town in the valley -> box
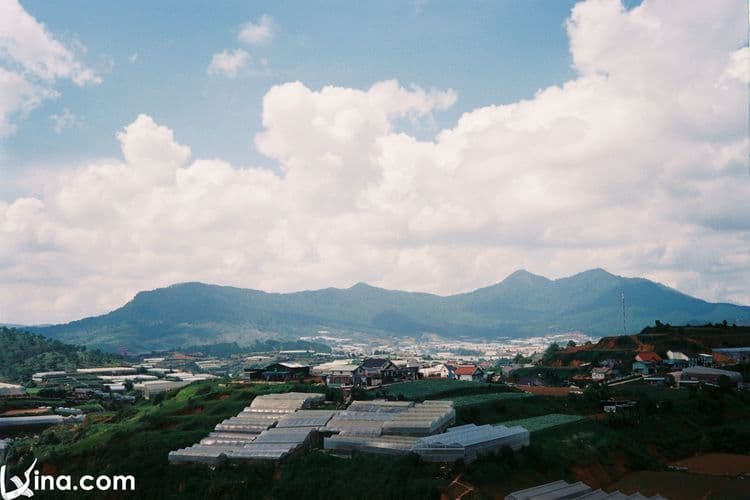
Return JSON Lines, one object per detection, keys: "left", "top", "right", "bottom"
{"left": 2, "top": 323, "right": 749, "bottom": 499}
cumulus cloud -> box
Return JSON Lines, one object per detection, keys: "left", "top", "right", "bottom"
{"left": 0, "top": 0, "right": 748, "bottom": 324}
{"left": 207, "top": 48, "right": 250, "bottom": 77}
{"left": 0, "top": 0, "right": 100, "bottom": 137}
{"left": 238, "top": 15, "right": 273, "bottom": 45}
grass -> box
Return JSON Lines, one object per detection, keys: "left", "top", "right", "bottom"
{"left": 444, "top": 392, "right": 533, "bottom": 407}
{"left": 496, "top": 413, "right": 584, "bottom": 432}
{"left": 379, "top": 380, "right": 514, "bottom": 400}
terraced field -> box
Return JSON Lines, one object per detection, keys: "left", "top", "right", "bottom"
{"left": 496, "top": 413, "right": 583, "bottom": 432}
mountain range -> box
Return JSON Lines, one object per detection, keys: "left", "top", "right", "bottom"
{"left": 28, "top": 268, "right": 750, "bottom": 353}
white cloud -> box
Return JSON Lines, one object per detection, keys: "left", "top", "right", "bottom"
{"left": 49, "top": 108, "right": 80, "bottom": 133}
{"left": 238, "top": 15, "right": 273, "bottom": 45}
{"left": 207, "top": 48, "right": 250, "bottom": 78}
{"left": 0, "top": 0, "right": 748, "bottom": 324}
{"left": 0, "top": 0, "right": 99, "bottom": 137}
{"left": 128, "top": 53, "right": 138, "bottom": 64}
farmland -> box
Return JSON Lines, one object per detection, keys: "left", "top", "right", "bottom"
{"left": 495, "top": 413, "right": 584, "bottom": 432}
{"left": 378, "top": 379, "right": 514, "bottom": 400}
{"left": 444, "top": 392, "right": 533, "bottom": 407}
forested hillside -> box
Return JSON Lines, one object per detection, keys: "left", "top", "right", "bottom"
{"left": 0, "top": 327, "right": 121, "bottom": 383}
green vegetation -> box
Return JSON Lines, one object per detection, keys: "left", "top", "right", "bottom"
{"left": 445, "top": 392, "right": 532, "bottom": 408}
{"left": 376, "top": 379, "right": 514, "bottom": 401}
{"left": 497, "top": 414, "right": 584, "bottom": 432}
{"left": 3, "top": 379, "right": 750, "bottom": 499}
{"left": 4, "top": 381, "right": 452, "bottom": 500}
{"left": 509, "top": 366, "right": 586, "bottom": 385}
{"left": 0, "top": 327, "right": 121, "bottom": 383}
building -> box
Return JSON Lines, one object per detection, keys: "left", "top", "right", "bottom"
{"left": 419, "top": 363, "right": 451, "bottom": 379}
{"left": 635, "top": 352, "right": 662, "bottom": 363}
{"left": 355, "top": 359, "right": 399, "bottom": 386}
{"left": 262, "top": 362, "right": 310, "bottom": 382}
{"left": 665, "top": 350, "right": 691, "bottom": 369}
{"left": 454, "top": 365, "right": 485, "bottom": 382}
{"left": 325, "top": 364, "right": 360, "bottom": 387}
{"left": 591, "top": 367, "right": 613, "bottom": 382}
{"left": 414, "top": 423, "right": 529, "bottom": 463}
{"left": 712, "top": 347, "right": 750, "bottom": 364}
{"left": 632, "top": 361, "right": 655, "bottom": 376}
{"left": 392, "top": 359, "right": 420, "bottom": 381}
{"left": 0, "top": 382, "right": 25, "bottom": 397}
{"left": 505, "top": 480, "right": 666, "bottom": 500}
{"left": 680, "top": 366, "right": 743, "bottom": 387}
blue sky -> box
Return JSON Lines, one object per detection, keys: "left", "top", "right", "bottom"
{"left": 5, "top": 1, "right": 579, "bottom": 176}
{"left": 0, "top": 0, "right": 747, "bottom": 324}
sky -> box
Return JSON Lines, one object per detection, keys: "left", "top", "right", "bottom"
{"left": 0, "top": 0, "right": 748, "bottom": 324}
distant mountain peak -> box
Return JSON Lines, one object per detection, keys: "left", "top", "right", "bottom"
{"left": 503, "top": 269, "right": 551, "bottom": 283}
{"left": 576, "top": 267, "right": 615, "bottom": 277}
{"left": 349, "top": 281, "right": 375, "bottom": 290}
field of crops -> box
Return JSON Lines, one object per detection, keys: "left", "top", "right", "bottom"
{"left": 381, "top": 379, "right": 512, "bottom": 400}
{"left": 445, "top": 392, "right": 533, "bottom": 407}
{"left": 496, "top": 413, "right": 583, "bottom": 432}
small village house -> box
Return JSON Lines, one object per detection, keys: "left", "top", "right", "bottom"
{"left": 261, "top": 362, "right": 310, "bottom": 382}
{"left": 454, "top": 365, "right": 486, "bottom": 382}
{"left": 355, "top": 359, "right": 399, "bottom": 386}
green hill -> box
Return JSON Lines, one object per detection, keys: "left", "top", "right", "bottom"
{"left": 0, "top": 327, "right": 121, "bottom": 383}
{"left": 30, "top": 269, "right": 750, "bottom": 352}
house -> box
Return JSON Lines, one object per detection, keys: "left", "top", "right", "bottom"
{"left": 632, "top": 361, "right": 655, "bottom": 376}
{"left": 454, "top": 365, "right": 485, "bottom": 382}
{"left": 391, "top": 359, "right": 420, "bottom": 381}
{"left": 419, "top": 363, "right": 451, "bottom": 379}
{"left": 633, "top": 352, "right": 662, "bottom": 376}
{"left": 355, "top": 359, "right": 399, "bottom": 386}
{"left": 241, "top": 368, "right": 264, "bottom": 381}
{"left": 665, "top": 351, "right": 690, "bottom": 369}
{"left": 262, "top": 362, "right": 310, "bottom": 382}
{"left": 635, "top": 352, "right": 662, "bottom": 363}
{"left": 591, "top": 367, "right": 613, "bottom": 382}
{"left": 325, "top": 364, "right": 360, "bottom": 388}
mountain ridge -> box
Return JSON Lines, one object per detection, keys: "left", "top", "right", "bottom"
{"left": 28, "top": 269, "right": 750, "bottom": 353}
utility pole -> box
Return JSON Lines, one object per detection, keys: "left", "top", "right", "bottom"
{"left": 621, "top": 292, "right": 627, "bottom": 335}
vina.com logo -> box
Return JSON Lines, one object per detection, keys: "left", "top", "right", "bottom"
{"left": 1, "top": 460, "right": 135, "bottom": 498}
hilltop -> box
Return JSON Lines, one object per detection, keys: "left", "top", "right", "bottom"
{"left": 29, "top": 269, "right": 750, "bottom": 352}
{"left": 550, "top": 323, "right": 750, "bottom": 367}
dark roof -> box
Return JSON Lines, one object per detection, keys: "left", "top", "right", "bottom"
{"left": 360, "top": 358, "right": 391, "bottom": 369}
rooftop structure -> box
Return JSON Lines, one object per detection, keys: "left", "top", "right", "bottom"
{"left": 635, "top": 352, "right": 662, "bottom": 363}
{"left": 76, "top": 367, "right": 136, "bottom": 375}
{"left": 680, "top": 366, "right": 743, "bottom": 386}
{"left": 0, "top": 414, "right": 85, "bottom": 430}
{"left": 0, "top": 382, "right": 25, "bottom": 397}
{"left": 169, "top": 392, "right": 326, "bottom": 464}
{"left": 414, "top": 423, "right": 529, "bottom": 463}
{"left": 712, "top": 347, "right": 750, "bottom": 364}
{"left": 505, "top": 479, "right": 667, "bottom": 500}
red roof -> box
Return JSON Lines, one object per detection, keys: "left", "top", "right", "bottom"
{"left": 454, "top": 365, "right": 481, "bottom": 376}
{"left": 636, "top": 352, "right": 662, "bottom": 363}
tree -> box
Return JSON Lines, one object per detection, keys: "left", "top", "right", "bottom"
{"left": 567, "top": 340, "right": 577, "bottom": 348}
{"left": 542, "top": 343, "right": 561, "bottom": 364}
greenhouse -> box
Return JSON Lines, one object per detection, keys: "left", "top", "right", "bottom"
{"left": 168, "top": 392, "right": 327, "bottom": 464}
{"left": 413, "top": 423, "right": 530, "bottom": 463}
